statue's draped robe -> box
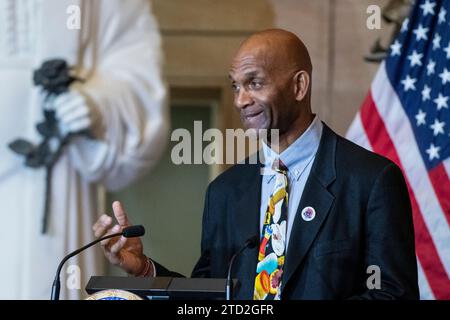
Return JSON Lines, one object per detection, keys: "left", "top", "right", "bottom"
{"left": 0, "top": 0, "right": 167, "bottom": 299}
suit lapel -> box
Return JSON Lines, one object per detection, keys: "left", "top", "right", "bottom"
{"left": 230, "top": 163, "right": 262, "bottom": 299}
{"left": 232, "top": 163, "right": 262, "bottom": 244}
{"left": 283, "top": 124, "right": 337, "bottom": 288}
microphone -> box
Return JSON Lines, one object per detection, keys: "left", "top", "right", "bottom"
{"left": 226, "top": 235, "right": 259, "bottom": 300}
{"left": 122, "top": 225, "right": 145, "bottom": 238}
{"left": 50, "top": 225, "right": 145, "bottom": 300}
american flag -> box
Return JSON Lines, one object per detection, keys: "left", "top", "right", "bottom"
{"left": 347, "top": 0, "right": 450, "bottom": 299}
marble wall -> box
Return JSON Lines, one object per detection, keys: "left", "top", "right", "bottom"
{"left": 152, "top": 0, "right": 395, "bottom": 135}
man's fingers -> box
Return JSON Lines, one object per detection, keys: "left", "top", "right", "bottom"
{"left": 100, "top": 237, "right": 112, "bottom": 247}
{"left": 100, "top": 224, "right": 121, "bottom": 247}
{"left": 92, "top": 217, "right": 103, "bottom": 233}
{"left": 110, "top": 236, "right": 127, "bottom": 254}
{"left": 93, "top": 215, "right": 113, "bottom": 238}
{"left": 93, "top": 214, "right": 112, "bottom": 230}
{"left": 112, "top": 201, "right": 130, "bottom": 227}
{"left": 94, "top": 203, "right": 131, "bottom": 261}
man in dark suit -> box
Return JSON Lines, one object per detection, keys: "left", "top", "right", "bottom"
{"left": 93, "top": 29, "right": 419, "bottom": 299}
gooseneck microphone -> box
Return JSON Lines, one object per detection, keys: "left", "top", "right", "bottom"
{"left": 50, "top": 225, "right": 145, "bottom": 300}
{"left": 226, "top": 235, "right": 259, "bottom": 300}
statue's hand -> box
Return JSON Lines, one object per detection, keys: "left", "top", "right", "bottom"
{"left": 53, "top": 87, "right": 102, "bottom": 138}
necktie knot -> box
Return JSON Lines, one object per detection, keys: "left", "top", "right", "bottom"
{"left": 272, "top": 158, "right": 288, "bottom": 174}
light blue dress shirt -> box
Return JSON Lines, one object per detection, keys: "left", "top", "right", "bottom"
{"left": 259, "top": 116, "right": 323, "bottom": 250}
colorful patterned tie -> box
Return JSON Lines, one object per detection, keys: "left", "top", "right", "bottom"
{"left": 254, "top": 159, "right": 288, "bottom": 300}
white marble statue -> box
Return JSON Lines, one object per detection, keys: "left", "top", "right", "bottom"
{"left": 0, "top": 0, "right": 168, "bottom": 299}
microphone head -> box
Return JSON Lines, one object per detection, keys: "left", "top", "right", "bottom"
{"left": 245, "top": 235, "right": 259, "bottom": 249}
{"left": 122, "top": 225, "right": 145, "bottom": 238}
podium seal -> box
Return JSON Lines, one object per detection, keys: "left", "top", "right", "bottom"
{"left": 86, "top": 289, "right": 143, "bottom": 300}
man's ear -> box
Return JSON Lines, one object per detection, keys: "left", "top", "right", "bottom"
{"left": 294, "top": 71, "right": 310, "bottom": 102}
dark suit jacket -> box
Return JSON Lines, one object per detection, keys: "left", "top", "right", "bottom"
{"left": 154, "top": 123, "right": 419, "bottom": 300}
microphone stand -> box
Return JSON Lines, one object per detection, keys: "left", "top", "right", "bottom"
{"left": 51, "top": 232, "right": 122, "bottom": 301}
{"left": 51, "top": 225, "right": 144, "bottom": 300}
{"left": 226, "top": 235, "right": 259, "bottom": 301}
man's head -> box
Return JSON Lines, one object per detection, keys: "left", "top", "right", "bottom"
{"left": 229, "top": 29, "right": 313, "bottom": 137}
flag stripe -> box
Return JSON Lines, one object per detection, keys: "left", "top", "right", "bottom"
{"left": 360, "top": 89, "right": 450, "bottom": 300}
{"left": 347, "top": 116, "right": 435, "bottom": 300}
{"left": 372, "top": 65, "right": 450, "bottom": 277}
{"left": 346, "top": 111, "right": 373, "bottom": 152}
{"left": 444, "top": 158, "right": 450, "bottom": 178}
{"left": 347, "top": 0, "right": 450, "bottom": 299}
{"left": 428, "top": 164, "right": 450, "bottom": 227}
{"left": 417, "top": 258, "right": 435, "bottom": 300}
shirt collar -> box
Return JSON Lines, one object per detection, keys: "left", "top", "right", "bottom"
{"left": 262, "top": 115, "right": 323, "bottom": 183}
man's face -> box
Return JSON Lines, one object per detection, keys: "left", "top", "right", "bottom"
{"left": 229, "top": 51, "right": 298, "bottom": 133}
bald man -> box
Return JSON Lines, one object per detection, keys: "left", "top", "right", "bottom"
{"left": 93, "top": 29, "right": 419, "bottom": 300}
